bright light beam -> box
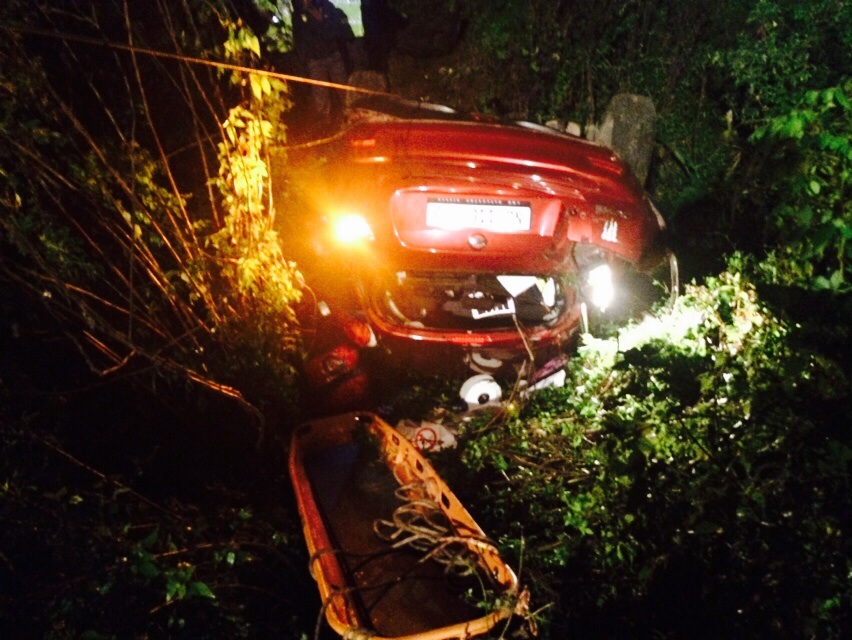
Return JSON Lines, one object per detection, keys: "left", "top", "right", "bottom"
{"left": 588, "top": 264, "right": 614, "bottom": 311}
{"left": 333, "top": 214, "right": 373, "bottom": 244}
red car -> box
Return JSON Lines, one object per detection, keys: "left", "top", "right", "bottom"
{"left": 285, "top": 101, "right": 671, "bottom": 402}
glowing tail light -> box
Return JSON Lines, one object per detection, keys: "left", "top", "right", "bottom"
{"left": 333, "top": 214, "right": 374, "bottom": 244}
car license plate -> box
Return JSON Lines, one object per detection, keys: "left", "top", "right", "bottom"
{"left": 426, "top": 199, "right": 532, "bottom": 233}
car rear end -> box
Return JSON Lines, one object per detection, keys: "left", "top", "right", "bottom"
{"left": 302, "top": 117, "right": 667, "bottom": 380}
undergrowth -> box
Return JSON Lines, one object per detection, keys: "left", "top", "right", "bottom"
{"left": 449, "top": 268, "right": 851, "bottom": 639}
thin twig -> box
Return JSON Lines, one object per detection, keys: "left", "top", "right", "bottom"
{"left": 35, "top": 434, "right": 176, "bottom": 519}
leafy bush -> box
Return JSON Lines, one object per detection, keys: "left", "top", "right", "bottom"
{"left": 0, "top": 384, "right": 313, "bottom": 640}
{"left": 713, "top": 0, "right": 852, "bottom": 125}
{"left": 0, "top": 1, "right": 303, "bottom": 426}
{"left": 748, "top": 84, "right": 852, "bottom": 292}
{"left": 452, "top": 269, "right": 851, "bottom": 638}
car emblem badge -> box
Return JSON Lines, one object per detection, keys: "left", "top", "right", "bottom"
{"left": 468, "top": 233, "right": 487, "bottom": 249}
{"left": 601, "top": 219, "right": 619, "bottom": 243}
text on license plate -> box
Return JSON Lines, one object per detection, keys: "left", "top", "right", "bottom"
{"left": 425, "top": 200, "right": 532, "bottom": 233}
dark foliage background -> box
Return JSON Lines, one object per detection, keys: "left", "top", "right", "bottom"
{"left": 1, "top": 0, "right": 850, "bottom": 638}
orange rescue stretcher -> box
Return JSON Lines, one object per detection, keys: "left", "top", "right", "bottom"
{"left": 289, "top": 411, "right": 522, "bottom": 639}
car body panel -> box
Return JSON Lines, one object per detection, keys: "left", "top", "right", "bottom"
{"left": 329, "top": 120, "right": 661, "bottom": 269}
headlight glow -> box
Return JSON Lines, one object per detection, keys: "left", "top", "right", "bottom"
{"left": 587, "top": 263, "right": 614, "bottom": 311}
{"left": 333, "top": 214, "right": 373, "bottom": 244}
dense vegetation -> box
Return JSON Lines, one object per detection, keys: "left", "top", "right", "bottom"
{"left": 441, "top": 269, "right": 850, "bottom": 638}
{"left": 1, "top": 0, "right": 850, "bottom": 638}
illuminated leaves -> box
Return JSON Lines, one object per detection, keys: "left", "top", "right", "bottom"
{"left": 751, "top": 83, "right": 852, "bottom": 292}
{"left": 222, "top": 21, "right": 261, "bottom": 61}
{"left": 453, "top": 268, "right": 850, "bottom": 636}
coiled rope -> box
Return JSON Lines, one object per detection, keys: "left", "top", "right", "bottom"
{"left": 372, "top": 484, "right": 500, "bottom": 581}
{"left": 308, "top": 481, "right": 506, "bottom": 639}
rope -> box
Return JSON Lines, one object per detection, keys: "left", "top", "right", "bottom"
{"left": 3, "top": 24, "right": 397, "bottom": 98}
{"left": 306, "top": 482, "right": 528, "bottom": 638}
{"left": 372, "top": 483, "right": 500, "bottom": 581}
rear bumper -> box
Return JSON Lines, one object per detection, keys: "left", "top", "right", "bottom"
{"left": 366, "top": 304, "right": 581, "bottom": 379}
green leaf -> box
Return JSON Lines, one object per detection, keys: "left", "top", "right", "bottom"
{"left": 188, "top": 581, "right": 216, "bottom": 599}
{"left": 823, "top": 87, "right": 836, "bottom": 106}
{"left": 493, "top": 454, "right": 508, "bottom": 471}
{"left": 829, "top": 269, "right": 844, "bottom": 289}
{"left": 813, "top": 276, "right": 832, "bottom": 290}
{"left": 137, "top": 560, "right": 159, "bottom": 579}
{"left": 140, "top": 528, "right": 159, "bottom": 548}
{"left": 166, "top": 577, "right": 186, "bottom": 602}
{"left": 795, "top": 206, "right": 813, "bottom": 225}
{"left": 250, "top": 75, "right": 262, "bottom": 100}
{"left": 784, "top": 116, "right": 805, "bottom": 139}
